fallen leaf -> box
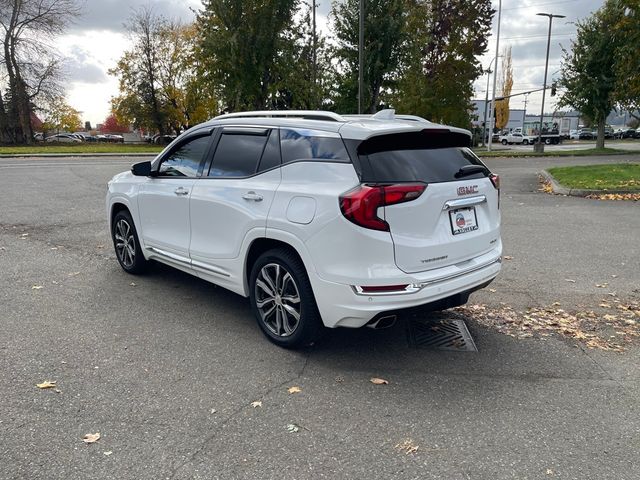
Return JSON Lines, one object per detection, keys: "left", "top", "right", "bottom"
{"left": 96, "top": 244, "right": 105, "bottom": 249}
{"left": 251, "top": 401, "right": 262, "bottom": 408}
{"left": 103, "top": 451, "right": 112, "bottom": 456}
{"left": 595, "top": 283, "right": 608, "bottom": 288}
{"left": 20, "top": 233, "right": 29, "bottom": 237}
{"left": 68, "top": 272, "right": 80, "bottom": 277}
{"left": 503, "top": 255, "right": 513, "bottom": 260}
{"left": 565, "top": 279, "right": 576, "bottom": 283}
{"left": 370, "top": 377, "right": 389, "bottom": 385}
{"left": 287, "top": 386, "right": 301, "bottom": 394}
{"left": 488, "top": 288, "right": 496, "bottom": 293}
{"left": 395, "top": 439, "right": 419, "bottom": 455}
{"left": 607, "top": 292, "right": 617, "bottom": 297}
{"left": 285, "top": 424, "right": 299, "bottom": 433}
{"left": 552, "top": 302, "right": 561, "bottom": 306}
{"left": 36, "top": 381, "right": 56, "bottom": 389}
{"left": 611, "top": 275, "right": 618, "bottom": 278}
{"left": 129, "top": 282, "right": 136, "bottom": 287}
{"left": 31, "top": 285, "right": 43, "bottom": 290}
{"left": 83, "top": 432, "right": 101, "bottom": 444}
{"left": 210, "top": 408, "right": 216, "bottom": 414}
{"left": 603, "top": 314, "right": 617, "bottom": 321}
{"left": 546, "top": 469, "right": 554, "bottom": 475}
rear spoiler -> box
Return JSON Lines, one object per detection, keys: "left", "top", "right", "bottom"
{"left": 358, "top": 129, "right": 472, "bottom": 155}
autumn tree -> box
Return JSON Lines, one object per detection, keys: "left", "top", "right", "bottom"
{"left": 330, "top": 0, "right": 406, "bottom": 113}
{"left": 196, "top": 0, "right": 299, "bottom": 111}
{"left": 0, "top": 0, "right": 78, "bottom": 144}
{"left": 495, "top": 46, "right": 513, "bottom": 130}
{"left": 101, "top": 114, "right": 129, "bottom": 133}
{"left": 273, "top": 1, "right": 332, "bottom": 109}
{"left": 394, "top": 0, "right": 494, "bottom": 127}
{"left": 612, "top": 0, "right": 640, "bottom": 118}
{"left": 110, "top": 7, "right": 168, "bottom": 135}
{"left": 558, "top": 2, "right": 622, "bottom": 148}
{"left": 40, "top": 97, "right": 82, "bottom": 136}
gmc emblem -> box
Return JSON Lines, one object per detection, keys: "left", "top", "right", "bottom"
{"left": 457, "top": 185, "right": 478, "bottom": 196}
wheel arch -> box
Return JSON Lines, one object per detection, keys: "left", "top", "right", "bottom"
{"left": 244, "top": 238, "right": 308, "bottom": 295}
{"left": 110, "top": 202, "right": 131, "bottom": 231}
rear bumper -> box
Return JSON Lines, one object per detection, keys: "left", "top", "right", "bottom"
{"left": 310, "top": 249, "right": 502, "bottom": 328}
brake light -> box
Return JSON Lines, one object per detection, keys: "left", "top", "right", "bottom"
{"left": 339, "top": 184, "right": 426, "bottom": 231}
{"left": 489, "top": 174, "right": 500, "bottom": 209}
{"left": 489, "top": 173, "right": 500, "bottom": 190}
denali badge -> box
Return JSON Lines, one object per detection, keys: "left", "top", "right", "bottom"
{"left": 457, "top": 185, "right": 478, "bottom": 196}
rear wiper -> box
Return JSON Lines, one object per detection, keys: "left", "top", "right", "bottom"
{"left": 455, "top": 165, "right": 489, "bottom": 178}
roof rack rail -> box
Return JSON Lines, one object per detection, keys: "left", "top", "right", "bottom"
{"left": 213, "top": 110, "right": 346, "bottom": 122}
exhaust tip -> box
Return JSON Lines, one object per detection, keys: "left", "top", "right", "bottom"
{"left": 366, "top": 315, "right": 397, "bottom": 330}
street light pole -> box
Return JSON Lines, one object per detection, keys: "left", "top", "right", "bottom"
{"left": 487, "top": 0, "right": 502, "bottom": 152}
{"left": 534, "top": 12, "right": 565, "bottom": 152}
{"left": 482, "top": 68, "right": 492, "bottom": 147}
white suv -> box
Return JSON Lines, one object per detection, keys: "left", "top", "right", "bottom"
{"left": 107, "top": 110, "right": 501, "bottom": 347}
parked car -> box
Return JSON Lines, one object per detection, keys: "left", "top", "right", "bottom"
{"left": 152, "top": 134, "right": 177, "bottom": 145}
{"left": 578, "top": 129, "right": 594, "bottom": 140}
{"left": 107, "top": 110, "right": 502, "bottom": 348}
{"left": 104, "top": 134, "right": 125, "bottom": 143}
{"left": 33, "top": 132, "right": 44, "bottom": 141}
{"left": 45, "top": 134, "right": 82, "bottom": 143}
{"left": 569, "top": 130, "right": 580, "bottom": 140}
{"left": 499, "top": 132, "right": 525, "bottom": 145}
{"left": 619, "top": 128, "right": 636, "bottom": 139}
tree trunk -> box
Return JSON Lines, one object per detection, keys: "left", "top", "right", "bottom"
{"left": 596, "top": 119, "right": 605, "bottom": 149}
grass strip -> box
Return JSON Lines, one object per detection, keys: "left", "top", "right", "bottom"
{"left": 547, "top": 163, "right": 640, "bottom": 190}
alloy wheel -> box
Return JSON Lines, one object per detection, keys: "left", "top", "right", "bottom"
{"left": 254, "top": 263, "right": 301, "bottom": 337}
{"left": 114, "top": 219, "right": 136, "bottom": 268}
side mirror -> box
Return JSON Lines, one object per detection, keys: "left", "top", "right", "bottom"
{"left": 131, "top": 161, "right": 152, "bottom": 176}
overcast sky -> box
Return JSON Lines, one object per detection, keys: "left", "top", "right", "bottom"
{"left": 57, "top": 0, "right": 605, "bottom": 127}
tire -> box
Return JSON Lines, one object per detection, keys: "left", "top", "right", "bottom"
{"left": 523, "top": 139, "right": 529, "bottom": 145}
{"left": 545, "top": 138, "right": 552, "bottom": 145}
{"left": 501, "top": 139, "right": 508, "bottom": 145}
{"left": 111, "top": 210, "right": 148, "bottom": 274}
{"left": 249, "top": 248, "right": 323, "bottom": 348}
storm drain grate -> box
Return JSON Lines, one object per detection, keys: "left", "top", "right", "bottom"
{"left": 407, "top": 318, "right": 477, "bottom": 352}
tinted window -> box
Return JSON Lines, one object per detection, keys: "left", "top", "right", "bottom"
{"left": 257, "top": 129, "right": 281, "bottom": 173}
{"left": 366, "top": 148, "right": 488, "bottom": 183}
{"left": 159, "top": 135, "right": 210, "bottom": 177}
{"left": 280, "top": 128, "right": 349, "bottom": 164}
{"left": 208, "top": 131, "right": 269, "bottom": 177}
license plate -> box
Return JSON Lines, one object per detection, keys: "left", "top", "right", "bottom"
{"left": 449, "top": 207, "right": 479, "bottom": 235}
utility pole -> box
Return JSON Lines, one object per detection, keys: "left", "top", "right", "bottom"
{"left": 358, "top": 0, "right": 364, "bottom": 114}
{"left": 523, "top": 93, "right": 529, "bottom": 130}
{"left": 487, "top": 0, "right": 502, "bottom": 152}
{"left": 482, "top": 69, "right": 492, "bottom": 147}
{"left": 534, "top": 12, "right": 565, "bottom": 152}
{"left": 312, "top": 0, "right": 317, "bottom": 107}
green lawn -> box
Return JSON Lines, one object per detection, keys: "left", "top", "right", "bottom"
{"left": 475, "top": 148, "right": 636, "bottom": 158}
{"left": 0, "top": 144, "right": 163, "bottom": 155}
{"left": 547, "top": 163, "right": 640, "bottom": 190}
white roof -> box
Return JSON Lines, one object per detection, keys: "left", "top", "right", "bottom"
{"left": 206, "top": 109, "right": 471, "bottom": 141}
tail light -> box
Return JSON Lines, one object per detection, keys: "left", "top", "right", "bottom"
{"left": 489, "top": 173, "right": 500, "bottom": 209}
{"left": 339, "top": 184, "right": 426, "bottom": 231}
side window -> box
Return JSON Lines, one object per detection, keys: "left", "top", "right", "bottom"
{"left": 158, "top": 135, "right": 211, "bottom": 177}
{"left": 280, "top": 128, "right": 350, "bottom": 164}
{"left": 256, "top": 129, "right": 281, "bottom": 173}
{"left": 208, "top": 129, "right": 269, "bottom": 178}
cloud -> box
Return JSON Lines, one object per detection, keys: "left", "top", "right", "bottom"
{"left": 68, "top": 0, "right": 199, "bottom": 33}
{"left": 61, "top": 47, "right": 108, "bottom": 84}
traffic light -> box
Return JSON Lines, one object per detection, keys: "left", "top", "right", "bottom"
{"left": 551, "top": 83, "right": 557, "bottom": 96}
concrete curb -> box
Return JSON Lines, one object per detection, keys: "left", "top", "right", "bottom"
{"left": 0, "top": 153, "right": 158, "bottom": 159}
{"left": 539, "top": 169, "right": 640, "bottom": 196}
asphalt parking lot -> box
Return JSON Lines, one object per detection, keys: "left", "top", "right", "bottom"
{"left": 1, "top": 154, "right": 638, "bottom": 479}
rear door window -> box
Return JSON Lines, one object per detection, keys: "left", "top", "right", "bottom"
{"left": 280, "top": 128, "right": 350, "bottom": 164}
{"left": 208, "top": 128, "right": 270, "bottom": 178}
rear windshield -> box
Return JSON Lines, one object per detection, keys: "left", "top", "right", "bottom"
{"left": 366, "top": 147, "right": 487, "bottom": 183}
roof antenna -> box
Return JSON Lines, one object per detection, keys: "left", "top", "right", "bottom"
{"left": 372, "top": 109, "right": 395, "bottom": 120}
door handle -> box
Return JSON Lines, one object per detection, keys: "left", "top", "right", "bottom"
{"left": 174, "top": 187, "right": 189, "bottom": 196}
{"left": 242, "top": 191, "right": 263, "bottom": 202}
